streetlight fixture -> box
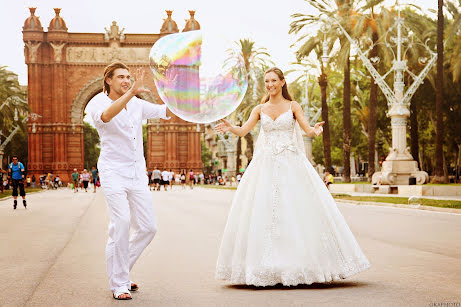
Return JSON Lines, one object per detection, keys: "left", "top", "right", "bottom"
{"left": 321, "top": 4, "right": 435, "bottom": 185}
{"left": 0, "top": 94, "right": 41, "bottom": 169}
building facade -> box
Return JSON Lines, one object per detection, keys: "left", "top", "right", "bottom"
{"left": 22, "top": 8, "right": 202, "bottom": 182}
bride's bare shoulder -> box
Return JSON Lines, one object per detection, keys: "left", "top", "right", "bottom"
{"left": 252, "top": 104, "right": 264, "bottom": 113}
{"left": 290, "top": 101, "right": 302, "bottom": 110}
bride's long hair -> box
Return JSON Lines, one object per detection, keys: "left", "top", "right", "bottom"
{"left": 260, "top": 67, "right": 293, "bottom": 103}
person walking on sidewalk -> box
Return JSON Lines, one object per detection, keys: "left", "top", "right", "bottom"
{"left": 88, "top": 62, "right": 171, "bottom": 300}
{"left": 91, "top": 166, "right": 99, "bottom": 193}
{"left": 8, "top": 155, "right": 27, "bottom": 209}
{"left": 72, "top": 169, "right": 79, "bottom": 192}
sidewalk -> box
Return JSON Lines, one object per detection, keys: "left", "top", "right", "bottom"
{"left": 338, "top": 191, "right": 461, "bottom": 201}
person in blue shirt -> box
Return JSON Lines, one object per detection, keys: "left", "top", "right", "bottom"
{"left": 8, "top": 155, "right": 27, "bottom": 209}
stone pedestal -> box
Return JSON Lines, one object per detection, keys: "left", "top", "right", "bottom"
{"left": 226, "top": 151, "right": 236, "bottom": 177}
{"left": 372, "top": 110, "right": 428, "bottom": 185}
{"left": 372, "top": 160, "right": 428, "bottom": 185}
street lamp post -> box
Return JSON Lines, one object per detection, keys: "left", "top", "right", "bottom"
{"left": 217, "top": 133, "right": 238, "bottom": 178}
{"left": 0, "top": 111, "right": 42, "bottom": 169}
{"left": 0, "top": 95, "right": 42, "bottom": 171}
{"left": 319, "top": 25, "right": 333, "bottom": 173}
{"left": 0, "top": 96, "right": 26, "bottom": 170}
{"left": 301, "top": 72, "right": 322, "bottom": 165}
{"left": 323, "top": 5, "right": 434, "bottom": 185}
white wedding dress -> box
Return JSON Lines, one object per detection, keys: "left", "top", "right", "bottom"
{"left": 215, "top": 103, "right": 370, "bottom": 286}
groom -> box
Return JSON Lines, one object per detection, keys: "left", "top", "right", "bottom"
{"left": 88, "top": 62, "right": 170, "bottom": 300}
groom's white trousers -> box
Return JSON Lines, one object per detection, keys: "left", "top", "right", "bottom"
{"left": 100, "top": 172, "right": 157, "bottom": 293}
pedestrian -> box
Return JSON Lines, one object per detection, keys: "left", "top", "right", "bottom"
{"left": 8, "top": 155, "right": 27, "bottom": 209}
{"left": 214, "top": 67, "right": 369, "bottom": 286}
{"left": 152, "top": 167, "right": 161, "bottom": 191}
{"left": 87, "top": 62, "right": 170, "bottom": 300}
{"left": 91, "top": 166, "right": 99, "bottom": 193}
{"left": 168, "top": 169, "right": 174, "bottom": 190}
{"left": 31, "top": 174, "right": 36, "bottom": 188}
{"left": 0, "top": 169, "right": 6, "bottom": 193}
{"left": 54, "top": 175, "right": 61, "bottom": 188}
{"left": 180, "top": 172, "right": 186, "bottom": 190}
{"left": 72, "top": 168, "right": 79, "bottom": 192}
{"left": 324, "top": 171, "right": 334, "bottom": 189}
{"left": 82, "top": 169, "right": 91, "bottom": 192}
{"left": 189, "top": 169, "right": 194, "bottom": 190}
{"left": 79, "top": 171, "right": 84, "bottom": 190}
{"left": 147, "top": 169, "right": 153, "bottom": 190}
{"left": 161, "top": 169, "right": 169, "bottom": 191}
{"left": 26, "top": 176, "right": 31, "bottom": 187}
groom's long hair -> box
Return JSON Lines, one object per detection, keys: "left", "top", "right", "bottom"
{"left": 260, "top": 67, "right": 293, "bottom": 103}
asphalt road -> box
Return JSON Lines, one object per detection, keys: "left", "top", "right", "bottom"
{"left": 0, "top": 186, "right": 460, "bottom": 306}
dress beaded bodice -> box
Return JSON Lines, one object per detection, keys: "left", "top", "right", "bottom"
{"left": 260, "top": 106, "right": 297, "bottom": 156}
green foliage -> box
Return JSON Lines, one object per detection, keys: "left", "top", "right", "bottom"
{"left": 201, "top": 138, "right": 212, "bottom": 167}
{"left": 3, "top": 115, "right": 28, "bottom": 167}
{"left": 83, "top": 121, "right": 100, "bottom": 170}
{"left": 0, "top": 67, "right": 28, "bottom": 169}
{"left": 288, "top": 2, "right": 461, "bottom": 180}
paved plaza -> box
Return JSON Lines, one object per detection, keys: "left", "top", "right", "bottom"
{"left": 0, "top": 186, "right": 460, "bottom": 306}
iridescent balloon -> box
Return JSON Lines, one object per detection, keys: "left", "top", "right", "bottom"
{"left": 149, "top": 30, "right": 248, "bottom": 123}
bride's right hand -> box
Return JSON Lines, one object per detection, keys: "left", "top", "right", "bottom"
{"left": 215, "top": 119, "right": 232, "bottom": 133}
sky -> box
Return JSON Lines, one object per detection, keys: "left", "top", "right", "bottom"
{"left": 2, "top": 0, "right": 437, "bottom": 86}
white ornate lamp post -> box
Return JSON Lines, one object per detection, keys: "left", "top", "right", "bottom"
{"left": 0, "top": 95, "right": 41, "bottom": 169}
{"left": 323, "top": 5, "right": 435, "bottom": 185}
{"left": 301, "top": 72, "right": 322, "bottom": 164}
{"left": 216, "top": 131, "right": 238, "bottom": 177}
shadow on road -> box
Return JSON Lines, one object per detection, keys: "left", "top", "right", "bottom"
{"left": 225, "top": 281, "right": 369, "bottom": 291}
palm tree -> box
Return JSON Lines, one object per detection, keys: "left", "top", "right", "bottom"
{"left": 225, "top": 39, "right": 273, "bottom": 167}
{"left": 446, "top": 0, "right": 461, "bottom": 82}
{"left": 291, "top": 0, "right": 373, "bottom": 182}
{"left": 287, "top": 39, "right": 334, "bottom": 172}
{"left": 351, "top": 4, "right": 387, "bottom": 180}
{"left": 434, "top": 0, "right": 446, "bottom": 182}
{"left": 0, "top": 67, "right": 28, "bottom": 132}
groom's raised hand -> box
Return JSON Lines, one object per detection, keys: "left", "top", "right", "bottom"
{"left": 130, "top": 68, "right": 151, "bottom": 96}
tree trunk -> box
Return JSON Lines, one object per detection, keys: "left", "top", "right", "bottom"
{"left": 367, "top": 31, "right": 378, "bottom": 181}
{"left": 244, "top": 133, "right": 254, "bottom": 165}
{"left": 319, "top": 69, "right": 332, "bottom": 172}
{"left": 457, "top": 144, "right": 461, "bottom": 183}
{"left": 343, "top": 51, "right": 351, "bottom": 182}
{"left": 410, "top": 97, "right": 419, "bottom": 165}
{"left": 434, "top": 0, "right": 446, "bottom": 182}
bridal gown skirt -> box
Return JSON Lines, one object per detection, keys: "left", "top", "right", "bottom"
{"left": 215, "top": 148, "right": 370, "bottom": 286}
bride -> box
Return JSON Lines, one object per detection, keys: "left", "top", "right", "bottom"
{"left": 214, "top": 67, "right": 370, "bottom": 287}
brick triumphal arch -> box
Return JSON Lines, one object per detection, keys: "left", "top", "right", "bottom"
{"left": 23, "top": 8, "right": 202, "bottom": 182}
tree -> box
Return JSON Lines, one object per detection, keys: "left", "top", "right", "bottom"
{"left": 225, "top": 39, "right": 273, "bottom": 167}
{"left": 290, "top": 0, "right": 374, "bottom": 182}
{"left": 288, "top": 37, "right": 334, "bottom": 173}
{"left": 434, "top": 0, "right": 446, "bottom": 182}
{"left": 0, "top": 67, "right": 28, "bottom": 169}
{"left": 83, "top": 121, "right": 100, "bottom": 170}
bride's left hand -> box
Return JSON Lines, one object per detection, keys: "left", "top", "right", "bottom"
{"left": 313, "top": 121, "right": 325, "bottom": 136}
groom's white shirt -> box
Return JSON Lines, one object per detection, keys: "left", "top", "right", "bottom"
{"left": 88, "top": 93, "right": 167, "bottom": 179}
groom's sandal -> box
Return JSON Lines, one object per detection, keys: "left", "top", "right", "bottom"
{"left": 130, "top": 282, "right": 139, "bottom": 292}
{"left": 113, "top": 291, "right": 132, "bottom": 300}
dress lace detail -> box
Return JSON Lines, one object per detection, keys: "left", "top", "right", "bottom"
{"left": 215, "top": 104, "right": 370, "bottom": 286}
